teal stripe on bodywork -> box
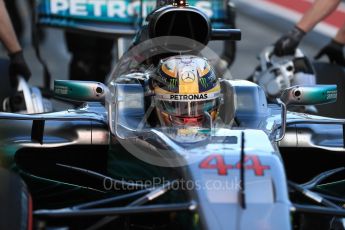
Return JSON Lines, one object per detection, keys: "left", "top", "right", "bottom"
{"left": 54, "top": 80, "right": 95, "bottom": 100}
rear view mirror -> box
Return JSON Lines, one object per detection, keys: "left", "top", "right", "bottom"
{"left": 276, "top": 85, "right": 337, "bottom": 142}
{"left": 280, "top": 85, "right": 337, "bottom": 106}
{"left": 54, "top": 80, "right": 107, "bottom": 102}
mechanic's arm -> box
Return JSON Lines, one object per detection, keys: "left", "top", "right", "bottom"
{"left": 0, "top": 0, "right": 21, "bottom": 53}
{"left": 0, "top": 0, "right": 31, "bottom": 85}
{"left": 297, "top": 0, "right": 341, "bottom": 32}
{"left": 274, "top": 0, "right": 342, "bottom": 56}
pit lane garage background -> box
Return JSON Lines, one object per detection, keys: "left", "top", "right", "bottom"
{"left": 0, "top": 0, "right": 343, "bottom": 92}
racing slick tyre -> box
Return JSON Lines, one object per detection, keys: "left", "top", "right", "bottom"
{"left": 0, "top": 168, "right": 32, "bottom": 230}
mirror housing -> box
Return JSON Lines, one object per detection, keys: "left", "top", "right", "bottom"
{"left": 54, "top": 80, "right": 107, "bottom": 102}
{"left": 280, "top": 85, "right": 337, "bottom": 106}
{"left": 275, "top": 85, "right": 337, "bottom": 142}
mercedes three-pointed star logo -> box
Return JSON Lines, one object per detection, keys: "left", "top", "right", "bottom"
{"left": 181, "top": 71, "right": 196, "bottom": 83}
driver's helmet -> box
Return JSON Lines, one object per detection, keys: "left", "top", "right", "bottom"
{"left": 153, "top": 55, "right": 221, "bottom": 127}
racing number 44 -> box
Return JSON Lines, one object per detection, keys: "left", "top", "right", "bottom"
{"left": 199, "top": 154, "right": 270, "bottom": 176}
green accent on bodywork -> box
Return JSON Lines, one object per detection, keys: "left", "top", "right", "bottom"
{"left": 197, "top": 128, "right": 211, "bottom": 134}
{"left": 316, "top": 179, "right": 345, "bottom": 197}
{"left": 303, "top": 85, "right": 337, "bottom": 105}
{"left": 193, "top": 214, "right": 200, "bottom": 227}
{"left": 38, "top": 0, "right": 157, "bottom": 24}
{"left": 37, "top": 0, "right": 224, "bottom": 25}
{"left": 0, "top": 145, "right": 20, "bottom": 169}
{"left": 37, "top": 0, "right": 230, "bottom": 52}
{"left": 54, "top": 80, "right": 95, "bottom": 100}
{"left": 107, "top": 143, "right": 199, "bottom": 229}
{"left": 18, "top": 170, "right": 110, "bottom": 209}
{"left": 107, "top": 143, "right": 176, "bottom": 182}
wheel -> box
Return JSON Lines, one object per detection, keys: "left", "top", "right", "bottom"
{"left": 0, "top": 168, "right": 32, "bottom": 230}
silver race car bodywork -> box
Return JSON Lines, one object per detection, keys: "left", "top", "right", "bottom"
{"left": 1, "top": 2, "right": 344, "bottom": 229}
{"left": 0, "top": 75, "right": 343, "bottom": 229}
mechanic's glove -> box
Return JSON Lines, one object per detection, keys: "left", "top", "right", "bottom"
{"left": 8, "top": 50, "right": 31, "bottom": 88}
{"left": 273, "top": 26, "right": 306, "bottom": 56}
{"left": 314, "top": 39, "right": 345, "bottom": 66}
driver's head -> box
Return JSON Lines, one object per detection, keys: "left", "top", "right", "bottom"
{"left": 153, "top": 55, "right": 221, "bottom": 127}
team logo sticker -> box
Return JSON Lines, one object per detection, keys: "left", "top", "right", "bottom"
{"left": 181, "top": 71, "right": 196, "bottom": 83}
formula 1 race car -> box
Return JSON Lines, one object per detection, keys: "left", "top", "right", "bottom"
{"left": 1, "top": 2, "right": 345, "bottom": 230}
